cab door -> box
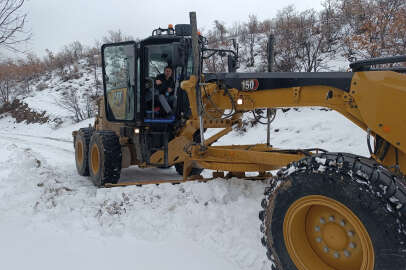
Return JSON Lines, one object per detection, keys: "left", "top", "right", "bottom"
{"left": 101, "top": 41, "right": 137, "bottom": 122}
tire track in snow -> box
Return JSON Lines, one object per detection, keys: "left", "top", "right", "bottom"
{"left": 0, "top": 134, "right": 73, "bottom": 155}
{"left": 0, "top": 132, "right": 72, "bottom": 143}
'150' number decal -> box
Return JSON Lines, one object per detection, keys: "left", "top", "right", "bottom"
{"left": 241, "top": 79, "right": 259, "bottom": 91}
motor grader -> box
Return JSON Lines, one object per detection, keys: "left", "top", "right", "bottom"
{"left": 73, "top": 12, "right": 406, "bottom": 270}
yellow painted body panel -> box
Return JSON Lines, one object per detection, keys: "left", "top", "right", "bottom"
{"left": 93, "top": 71, "right": 406, "bottom": 178}
{"left": 107, "top": 87, "right": 128, "bottom": 120}
{"left": 179, "top": 73, "right": 406, "bottom": 177}
{"left": 352, "top": 71, "right": 406, "bottom": 173}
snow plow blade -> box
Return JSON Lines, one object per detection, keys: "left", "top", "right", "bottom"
{"left": 103, "top": 173, "right": 271, "bottom": 188}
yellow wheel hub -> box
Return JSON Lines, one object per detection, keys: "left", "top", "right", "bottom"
{"left": 91, "top": 143, "right": 100, "bottom": 175}
{"left": 76, "top": 140, "right": 84, "bottom": 165}
{"left": 283, "top": 195, "right": 374, "bottom": 270}
{"left": 322, "top": 222, "right": 348, "bottom": 250}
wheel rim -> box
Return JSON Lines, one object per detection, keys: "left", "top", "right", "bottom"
{"left": 76, "top": 140, "right": 84, "bottom": 166}
{"left": 90, "top": 143, "right": 100, "bottom": 175}
{"left": 283, "top": 195, "right": 374, "bottom": 270}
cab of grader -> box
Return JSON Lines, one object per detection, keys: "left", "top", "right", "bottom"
{"left": 73, "top": 24, "right": 211, "bottom": 184}
{"left": 73, "top": 22, "right": 241, "bottom": 185}
{"left": 73, "top": 13, "right": 406, "bottom": 270}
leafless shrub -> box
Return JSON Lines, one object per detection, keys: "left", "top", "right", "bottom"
{"left": 57, "top": 88, "right": 96, "bottom": 123}
{"left": 36, "top": 82, "right": 48, "bottom": 91}
{"left": 61, "top": 69, "right": 81, "bottom": 82}
{"left": 57, "top": 88, "right": 86, "bottom": 122}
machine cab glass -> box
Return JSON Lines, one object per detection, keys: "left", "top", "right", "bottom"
{"left": 143, "top": 43, "right": 178, "bottom": 122}
{"left": 102, "top": 41, "right": 137, "bottom": 122}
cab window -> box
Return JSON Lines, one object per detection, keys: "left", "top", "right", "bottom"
{"left": 103, "top": 43, "right": 136, "bottom": 121}
{"left": 146, "top": 44, "right": 174, "bottom": 77}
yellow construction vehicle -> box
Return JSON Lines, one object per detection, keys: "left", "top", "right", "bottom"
{"left": 73, "top": 12, "right": 406, "bottom": 270}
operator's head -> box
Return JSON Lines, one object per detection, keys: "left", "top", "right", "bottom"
{"left": 164, "top": 66, "right": 173, "bottom": 78}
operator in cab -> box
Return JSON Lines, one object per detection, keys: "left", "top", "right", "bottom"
{"left": 155, "top": 66, "right": 175, "bottom": 117}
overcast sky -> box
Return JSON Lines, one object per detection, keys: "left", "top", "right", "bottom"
{"left": 18, "top": 0, "right": 322, "bottom": 57}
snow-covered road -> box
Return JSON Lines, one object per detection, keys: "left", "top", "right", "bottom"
{"left": 0, "top": 120, "right": 271, "bottom": 270}
{"left": 0, "top": 108, "right": 368, "bottom": 270}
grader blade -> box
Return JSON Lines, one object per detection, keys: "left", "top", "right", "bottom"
{"left": 104, "top": 175, "right": 207, "bottom": 188}
{"left": 103, "top": 172, "right": 272, "bottom": 188}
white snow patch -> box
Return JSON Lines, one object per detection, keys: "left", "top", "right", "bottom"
{"left": 0, "top": 71, "right": 371, "bottom": 270}
{"left": 315, "top": 157, "right": 327, "bottom": 165}
{"left": 285, "top": 165, "right": 298, "bottom": 176}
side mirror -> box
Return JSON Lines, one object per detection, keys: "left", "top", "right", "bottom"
{"left": 171, "top": 42, "right": 185, "bottom": 67}
{"left": 228, "top": 55, "right": 237, "bottom": 73}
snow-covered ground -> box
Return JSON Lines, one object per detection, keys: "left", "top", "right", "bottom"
{"left": 0, "top": 57, "right": 369, "bottom": 270}
{"left": 0, "top": 102, "right": 367, "bottom": 270}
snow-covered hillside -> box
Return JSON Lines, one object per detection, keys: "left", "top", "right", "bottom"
{"left": 13, "top": 58, "right": 103, "bottom": 125}
{"left": 0, "top": 56, "right": 370, "bottom": 270}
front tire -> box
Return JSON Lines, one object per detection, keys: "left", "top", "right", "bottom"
{"left": 88, "top": 131, "right": 122, "bottom": 187}
{"left": 260, "top": 153, "right": 406, "bottom": 270}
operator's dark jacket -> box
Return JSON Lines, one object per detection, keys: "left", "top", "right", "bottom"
{"left": 156, "top": 74, "right": 175, "bottom": 96}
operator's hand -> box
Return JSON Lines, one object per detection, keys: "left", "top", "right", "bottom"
{"left": 156, "top": 79, "right": 162, "bottom": 85}
{"left": 167, "top": 87, "right": 173, "bottom": 93}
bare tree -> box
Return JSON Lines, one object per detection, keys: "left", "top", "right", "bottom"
{"left": 295, "top": 9, "right": 332, "bottom": 72}
{"left": 0, "top": 59, "right": 21, "bottom": 104}
{"left": 272, "top": 6, "right": 301, "bottom": 71}
{"left": 339, "top": 0, "right": 406, "bottom": 58}
{"left": 203, "top": 20, "right": 233, "bottom": 72}
{"left": 102, "top": 29, "right": 133, "bottom": 43}
{"left": 272, "top": 6, "right": 340, "bottom": 72}
{"left": 229, "top": 21, "right": 244, "bottom": 38}
{"left": 70, "top": 41, "right": 84, "bottom": 60}
{"left": 0, "top": 60, "right": 14, "bottom": 103}
{"left": 214, "top": 20, "right": 227, "bottom": 44}
{"left": 246, "top": 15, "right": 260, "bottom": 67}
{"left": 261, "top": 19, "right": 272, "bottom": 36}
{"left": 0, "top": 0, "right": 31, "bottom": 52}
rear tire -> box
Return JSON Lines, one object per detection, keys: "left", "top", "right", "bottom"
{"left": 260, "top": 153, "right": 406, "bottom": 270}
{"left": 74, "top": 128, "right": 92, "bottom": 176}
{"left": 88, "top": 131, "right": 122, "bottom": 187}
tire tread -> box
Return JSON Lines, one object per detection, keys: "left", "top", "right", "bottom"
{"left": 260, "top": 152, "right": 406, "bottom": 269}
{"left": 89, "top": 130, "right": 122, "bottom": 186}
{"left": 74, "top": 127, "right": 93, "bottom": 176}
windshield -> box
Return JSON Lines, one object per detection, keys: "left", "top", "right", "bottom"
{"left": 146, "top": 44, "right": 174, "bottom": 77}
